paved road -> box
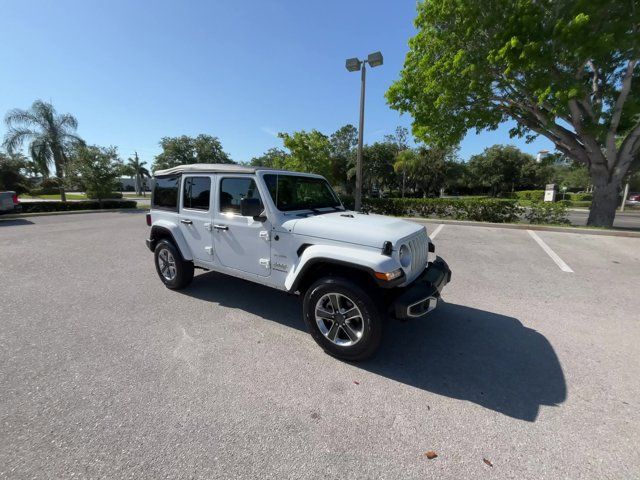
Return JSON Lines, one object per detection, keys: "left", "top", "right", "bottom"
{"left": 1, "top": 213, "right": 639, "bottom": 479}
{"left": 567, "top": 209, "right": 640, "bottom": 230}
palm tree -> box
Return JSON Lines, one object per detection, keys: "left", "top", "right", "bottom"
{"left": 3, "top": 100, "right": 83, "bottom": 201}
{"left": 127, "top": 152, "right": 150, "bottom": 196}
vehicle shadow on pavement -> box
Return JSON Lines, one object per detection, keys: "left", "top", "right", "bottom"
{"left": 360, "top": 301, "right": 567, "bottom": 422}
{"left": 180, "top": 271, "right": 306, "bottom": 332}
{"left": 180, "top": 275, "right": 565, "bottom": 422}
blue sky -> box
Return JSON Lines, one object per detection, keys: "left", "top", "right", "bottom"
{"left": 0, "top": 0, "right": 554, "bottom": 164}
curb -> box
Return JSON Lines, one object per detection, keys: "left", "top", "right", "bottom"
{"left": 0, "top": 208, "right": 147, "bottom": 221}
{"left": 403, "top": 217, "right": 640, "bottom": 238}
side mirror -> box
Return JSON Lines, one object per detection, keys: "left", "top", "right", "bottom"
{"left": 240, "top": 197, "right": 264, "bottom": 220}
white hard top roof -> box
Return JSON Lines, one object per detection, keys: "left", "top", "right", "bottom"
{"left": 154, "top": 164, "right": 267, "bottom": 176}
{"left": 153, "top": 163, "right": 323, "bottom": 178}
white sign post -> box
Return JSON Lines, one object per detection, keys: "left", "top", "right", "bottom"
{"left": 544, "top": 184, "right": 557, "bottom": 202}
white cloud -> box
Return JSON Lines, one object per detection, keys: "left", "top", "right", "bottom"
{"left": 260, "top": 126, "right": 279, "bottom": 138}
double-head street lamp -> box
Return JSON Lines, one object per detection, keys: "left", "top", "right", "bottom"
{"left": 345, "top": 51, "right": 383, "bottom": 211}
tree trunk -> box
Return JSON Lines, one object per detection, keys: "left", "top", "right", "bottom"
{"left": 53, "top": 151, "right": 66, "bottom": 202}
{"left": 587, "top": 180, "right": 619, "bottom": 228}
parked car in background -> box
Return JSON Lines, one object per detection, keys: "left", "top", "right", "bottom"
{"left": 0, "top": 191, "right": 21, "bottom": 214}
{"left": 626, "top": 192, "right": 640, "bottom": 205}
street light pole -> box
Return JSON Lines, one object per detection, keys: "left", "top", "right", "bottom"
{"left": 345, "top": 52, "right": 383, "bottom": 212}
{"left": 355, "top": 62, "right": 366, "bottom": 212}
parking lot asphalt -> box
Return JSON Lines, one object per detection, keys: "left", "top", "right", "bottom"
{"left": 1, "top": 212, "right": 638, "bottom": 479}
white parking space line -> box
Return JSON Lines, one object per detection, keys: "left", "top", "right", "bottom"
{"left": 430, "top": 224, "right": 444, "bottom": 239}
{"left": 527, "top": 230, "right": 574, "bottom": 273}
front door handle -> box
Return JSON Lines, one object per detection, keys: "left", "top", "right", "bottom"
{"left": 213, "top": 224, "right": 229, "bottom": 231}
{"left": 180, "top": 219, "right": 193, "bottom": 225}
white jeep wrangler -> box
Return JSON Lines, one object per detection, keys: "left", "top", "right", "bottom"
{"left": 145, "top": 164, "right": 451, "bottom": 361}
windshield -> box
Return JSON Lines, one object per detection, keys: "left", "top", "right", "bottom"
{"left": 263, "top": 174, "right": 342, "bottom": 212}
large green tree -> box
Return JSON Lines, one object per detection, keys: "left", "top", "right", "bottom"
{"left": 468, "top": 145, "right": 536, "bottom": 195}
{"left": 359, "top": 142, "right": 400, "bottom": 192}
{"left": 3, "top": 100, "right": 83, "bottom": 201}
{"left": 249, "top": 147, "right": 289, "bottom": 169}
{"left": 68, "top": 145, "right": 122, "bottom": 202}
{"left": 278, "top": 130, "right": 334, "bottom": 182}
{"left": 387, "top": 0, "right": 640, "bottom": 227}
{"left": 394, "top": 147, "right": 459, "bottom": 196}
{"left": 153, "top": 134, "right": 232, "bottom": 171}
{"left": 329, "top": 124, "right": 358, "bottom": 190}
{"left": 0, "top": 151, "right": 30, "bottom": 194}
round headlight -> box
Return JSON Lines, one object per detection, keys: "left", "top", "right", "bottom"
{"left": 398, "top": 244, "right": 412, "bottom": 268}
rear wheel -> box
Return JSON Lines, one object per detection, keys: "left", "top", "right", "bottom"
{"left": 303, "top": 277, "right": 382, "bottom": 361}
{"left": 154, "top": 239, "right": 194, "bottom": 290}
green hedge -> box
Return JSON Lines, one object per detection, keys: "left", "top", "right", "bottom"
{"left": 566, "top": 192, "right": 592, "bottom": 201}
{"left": 513, "top": 190, "right": 545, "bottom": 201}
{"left": 86, "top": 191, "right": 123, "bottom": 199}
{"left": 20, "top": 200, "right": 138, "bottom": 213}
{"left": 570, "top": 200, "right": 591, "bottom": 207}
{"left": 525, "top": 202, "right": 569, "bottom": 224}
{"left": 360, "top": 197, "right": 522, "bottom": 223}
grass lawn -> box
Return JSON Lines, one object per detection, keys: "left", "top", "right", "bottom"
{"left": 21, "top": 193, "right": 88, "bottom": 200}
{"left": 122, "top": 192, "right": 150, "bottom": 198}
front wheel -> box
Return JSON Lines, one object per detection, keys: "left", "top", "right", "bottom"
{"left": 154, "top": 239, "right": 194, "bottom": 290}
{"left": 303, "top": 277, "right": 383, "bottom": 361}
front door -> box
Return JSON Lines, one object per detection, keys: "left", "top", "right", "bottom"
{"left": 178, "top": 175, "right": 214, "bottom": 264}
{"left": 213, "top": 176, "right": 271, "bottom": 277}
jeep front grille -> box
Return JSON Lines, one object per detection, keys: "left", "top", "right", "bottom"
{"left": 405, "top": 230, "right": 429, "bottom": 283}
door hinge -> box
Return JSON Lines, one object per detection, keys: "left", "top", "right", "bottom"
{"left": 259, "top": 258, "right": 271, "bottom": 269}
{"left": 259, "top": 230, "right": 270, "bottom": 241}
{"left": 204, "top": 222, "right": 213, "bottom": 232}
{"left": 204, "top": 246, "right": 214, "bottom": 255}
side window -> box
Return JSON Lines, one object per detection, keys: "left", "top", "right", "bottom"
{"left": 152, "top": 176, "right": 179, "bottom": 211}
{"left": 182, "top": 176, "right": 211, "bottom": 211}
{"left": 219, "top": 177, "right": 262, "bottom": 215}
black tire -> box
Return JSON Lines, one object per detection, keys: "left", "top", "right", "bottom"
{"left": 303, "top": 277, "right": 383, "bottom": 361}
{"left": 154, "top": 239, "right": 194, "bottom": 290}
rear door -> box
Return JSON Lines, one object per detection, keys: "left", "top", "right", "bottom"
{"left": 178, "top": 175, "right": 214, "bottom": 264}
{"left": 213, "top": 175, "right": 271, "bottom": 277}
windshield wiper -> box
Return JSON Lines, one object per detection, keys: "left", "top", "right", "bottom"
{"left": 295, "top": 207, "right": 334, "bottom": 216}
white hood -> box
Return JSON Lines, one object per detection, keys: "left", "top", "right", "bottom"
{"left": 286, "top": 211, "right": 425, "bottom": 249}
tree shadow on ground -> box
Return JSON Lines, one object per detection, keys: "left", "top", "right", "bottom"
{"left": 181, "top": 271, "right": 566, "bottom": 422}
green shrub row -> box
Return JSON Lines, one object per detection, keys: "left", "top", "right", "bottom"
{"left": 524, "top": 202, "right": 569, "bottom": 224}
{"left": 512, "top": 190, "right": 545, "bottom": 201}
{"left": 20, "top": 200, "right": 138, "bottom": 213}
{"left": 86, "top": 191, "right": 123, "bottom": 199}
{"left": 566, "top": 192, "right": 592, "bottom": 201}
{"left": 360, "top": 197, "right": 522, "bottom": 223}
{"left": 337, "top": 195, "right": 571, "bottom": 225}
{"left": 510, "top": 190, "right": 592, "bottom": 202}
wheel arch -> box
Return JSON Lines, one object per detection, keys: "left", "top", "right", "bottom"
{"left": 286, "top": 244, "right": 403, "bottom": 294}
{"left": 149, "top": 222, "right": 193, "bottom": 261}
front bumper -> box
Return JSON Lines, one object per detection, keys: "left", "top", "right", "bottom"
{"left": 392, "top": 256, "right": 451, "bottom": 319}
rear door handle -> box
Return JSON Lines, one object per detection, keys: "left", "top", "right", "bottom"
{"left": 213, "top": 224, "right": 229, "bottom": 230}
{"left": 180, "top": 219, "right": 193, "bottom": 225}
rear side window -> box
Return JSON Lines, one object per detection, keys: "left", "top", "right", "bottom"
{"left": 220, "top": 177, "right": 262, "bottom": 214}
{"left": 183, "top": 177, "right": 211, "bottom": 211}
{"left": 152, "top": 176, "right": 179, "bottom": 211}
